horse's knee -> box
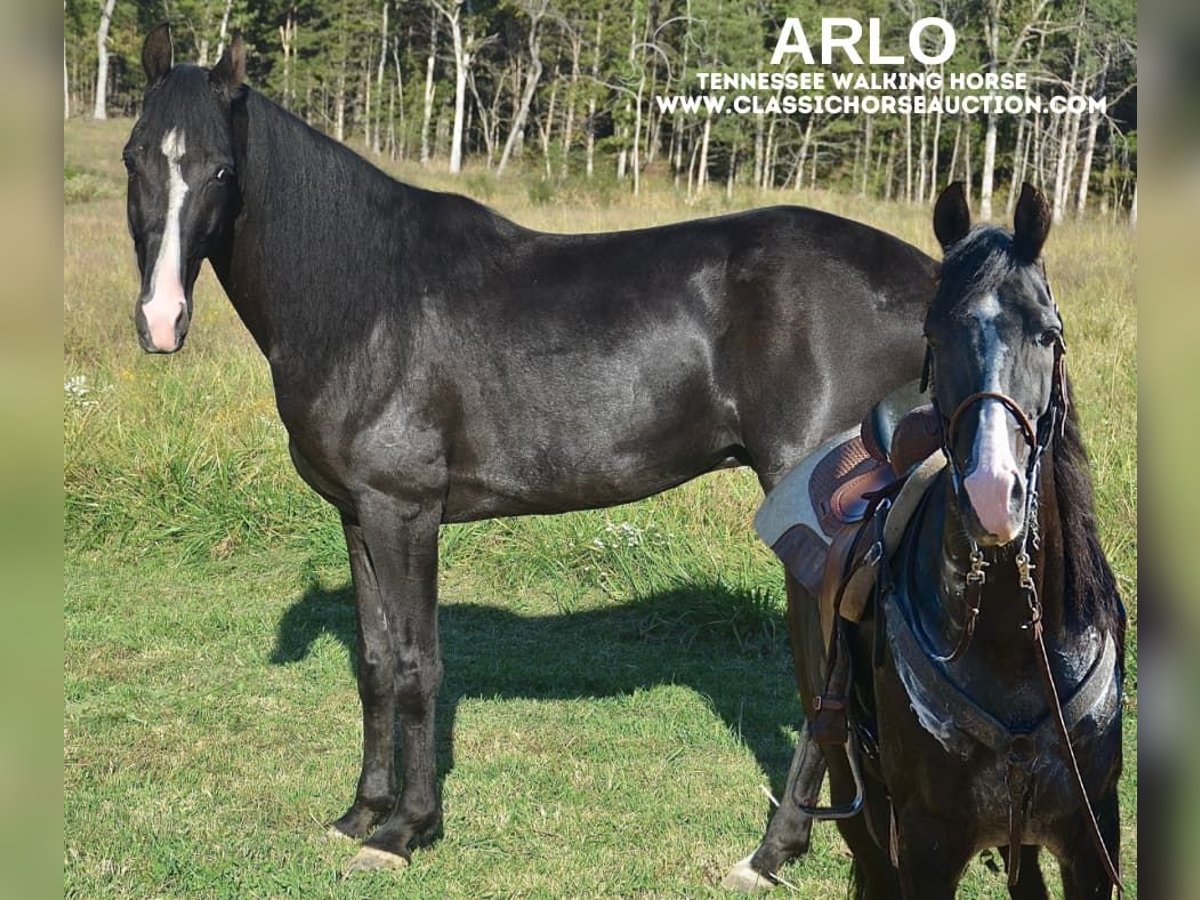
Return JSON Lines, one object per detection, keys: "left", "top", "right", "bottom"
{"left": 395, "top": 656, "right": 443, "bottom": 713}
{"left": 355, "top": 641, "right": 395, "bottom": 703}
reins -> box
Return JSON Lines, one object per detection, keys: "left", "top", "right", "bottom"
{"left": 916, "top": 276, "right": 1122, "bottom": 893}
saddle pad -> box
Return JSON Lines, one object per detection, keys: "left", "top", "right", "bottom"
{"left": 755, "top": 426, "right": 858, "bottom": 549}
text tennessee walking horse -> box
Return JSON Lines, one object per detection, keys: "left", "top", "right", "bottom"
{"left": 124, "top": 25, "right": 936, "bottom": 872}
{"left": 738, "top": 183, "right": 1125, "bottom": 897}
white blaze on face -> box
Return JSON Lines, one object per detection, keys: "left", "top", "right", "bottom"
{"left": 143, "top": 128, "right": 189, "bottom": 351}
{"left": 962, "top": 293, "right": 1023, "bottom": 541}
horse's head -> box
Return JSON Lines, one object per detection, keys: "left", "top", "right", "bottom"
{"left": 124, "top": 24, "right": 244, "bottom": 353}
{"left": 925, "top": 182, "right": 1066, "bottom": 547}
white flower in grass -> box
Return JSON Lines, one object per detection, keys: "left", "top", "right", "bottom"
{"left": 65, "top": 374, "right": 104, "bottom": 409}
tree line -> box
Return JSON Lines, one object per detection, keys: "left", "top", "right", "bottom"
{"left": 65, "top": 0, "right": 1136, "bottom": 221}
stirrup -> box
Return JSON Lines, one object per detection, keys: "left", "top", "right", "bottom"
{"left": 796, "top": 731, "right": 866, "bottom": 820}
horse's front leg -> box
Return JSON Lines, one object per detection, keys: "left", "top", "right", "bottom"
{"left": 722, "top": 721, "right": 826, "bottom": 890}
{"left": 723, "top": 576, "right": 825, "bottom": 890}
{"left": 345, "top": 493, "right": 445, "bottom": 871}
{"left": 1058, "top": 786, "right": 1120, "bottom": 900}
{"left": 894, "top": 805, "right": 972, "bottom": 900}
{"left": 1003, "top": 845, "right": 1049, "bottom": 900}
{"left": 329, "top": 516, "right": 398, "bottom": 840}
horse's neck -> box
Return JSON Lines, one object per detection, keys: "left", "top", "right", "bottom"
{"left": 208, "top": 89, "right": 404, "bottom": 365}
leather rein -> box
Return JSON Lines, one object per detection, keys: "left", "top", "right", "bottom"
{"left": 913, "top": 284, "right": 1123, "bottom": 893}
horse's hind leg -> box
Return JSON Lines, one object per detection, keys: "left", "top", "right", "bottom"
{"left": 1002, "top": 846, "right": 1049, "bottom": 900}
{"left": 346, "top": 494, "right": 445, "bottom": 871}
{"left": 330, "top": 516, "right": 398, "bottom": 841}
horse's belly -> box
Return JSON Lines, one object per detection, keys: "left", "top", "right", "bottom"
{"left": 441, "top": 446, "right": 735, "bottom": 522}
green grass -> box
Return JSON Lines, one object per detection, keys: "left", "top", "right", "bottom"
{"left": 64, "top": 118, "right": 1136, "bottom": 896}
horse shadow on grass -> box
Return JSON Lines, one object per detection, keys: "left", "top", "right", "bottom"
{"left": 270, "top": 575, "right": 805, "bottom": 805}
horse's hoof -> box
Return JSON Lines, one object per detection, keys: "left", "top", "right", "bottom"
{"left": 326, "top": 825, "right": 353, "bottom": 840}
{"left": 344, "top": 846, "right": 408, "bottom": 874}
{"left": 720, "top": 853, "right": 776, "bottom": 892}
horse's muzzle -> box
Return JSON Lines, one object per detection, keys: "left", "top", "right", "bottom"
{"left": 135, "top": 297, "right": 189, "bottom": 353}
{"left": 963, "top": 462, "right": 1025, "bottom": 545}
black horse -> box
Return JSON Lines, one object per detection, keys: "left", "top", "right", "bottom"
{"left": 740, "top": 183, "right": 1125, "bottom": 897}
{"left": 123, "top": 26, "right": 936, "bottom": 872}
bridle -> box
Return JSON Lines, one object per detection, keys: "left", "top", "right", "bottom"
{"left": 912, "top": 272, "right": 1122, "bottom": 893}
{"left": 917, "top": 286, "right": 1069, "bottom": 664}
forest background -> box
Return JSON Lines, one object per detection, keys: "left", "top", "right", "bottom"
{"left": 64, "top": 0, "right": 1136, "bottom": 221}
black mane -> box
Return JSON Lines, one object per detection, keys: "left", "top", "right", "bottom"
{"left": 1053, "top": 393, "right": 1126, "bottom": 650}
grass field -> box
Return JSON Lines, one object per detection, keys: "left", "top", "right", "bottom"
{"left": 64, "top": 117, "right": 1137, "bottom": 897}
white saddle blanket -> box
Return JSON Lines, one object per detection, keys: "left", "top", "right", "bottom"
{"left": 753, "top": 426, "right": 859, "bottom": 550}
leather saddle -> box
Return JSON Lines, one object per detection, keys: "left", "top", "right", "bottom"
{"left": 756, "top": 381, "right": 941, "bottom": 648}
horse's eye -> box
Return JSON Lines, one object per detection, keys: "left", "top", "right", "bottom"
{"left": 214, "top": 167, "right": 234, "bottom": 185}
{"left": 1037, "top": 329, "right": 1061, "bottom": 347}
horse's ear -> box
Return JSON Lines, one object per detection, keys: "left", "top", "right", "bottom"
{"left": 933, "top": 182, "right": 971, "bottom": 251}
{"left": 1012, "top": 182, "right": 1051, "bottom": 263}
{"left": 142, "top": 23, "right": 173, "bottom": 85}
{"left": 209, "top": 32, "right": 247, "bottom": 96}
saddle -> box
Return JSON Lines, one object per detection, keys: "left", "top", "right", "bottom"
{"left": 755, "top": 382, "right": 944, "bottom": 748}
{"left": 756, "top": 383, "right": 941, "bottom": 646}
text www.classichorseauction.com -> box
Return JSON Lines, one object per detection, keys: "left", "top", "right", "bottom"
{"left": 655, "top": 17, "right": 1109, "bottom": 118}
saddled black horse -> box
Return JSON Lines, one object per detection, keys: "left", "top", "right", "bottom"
{"left": 740, "top": 183, "right": 1125, "bottom": 897}
{"left": 122, "top": 25, "right": 937, "bottom": 872}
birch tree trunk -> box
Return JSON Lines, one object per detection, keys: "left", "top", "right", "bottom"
{"left": 1052, "top": 7, "right": 1085, "bottom": 223}
{"left": 280, "top": 13, "right": 297, "bottom": 110}
{"left": 962, "top": 114, "right": 973, "bottom": 207}
{"left": 632, "top": 69, "right": 647, "bottom": 195}
{"left": 753, "top": 110, "right": 764, "bottom": 190}
{"left": 916, "top": 101, "right": 928, "bottom": 204}
{"left": 697, "top": 112, "right": 711, "bottom": 192}
{"left": 792, "top": 117, "right": 813, "bottom": 191}
{"left": 364, "top": 54, "right": 373, "bottom": 149}
{"left": 980, "top": 115, "right": 997, "bottom": 219}
{"left": 561, "top": 32, "right": 581, "bottom": 179}
{"left": 432, "top": 0, "right": 469, "bottom": 174}
{"left": 861, "top": 115, "right": 873, "bottom": 196}
{"left": 335, "top": 70, "right": 346, "bottom": 142}
{"left": 1075, "top": 56, "right": 1107, "bottom": 217}
{"left": 979, "top": 0, "right": 1000, "bottom": 220}
{"left": 373, "top": 2, "right": 389, "bottom": 155}
{"left": 540, "top": 73, "right": 559, "bottom": 177}
{"left": 93, "top": 0, "right": 118, "bottom": 120}
{"left": 586, "top": 11, "right": 603, "bottom": 179}
{"left": 215, "top": 0, "right": 234, "bottom": 61}
{"left": 64, "top": 1, "right": 70, "bottom": 120}
{"left": 1008, "top": 113, "right": 1028, "bottom": 216}
{"left": 496, "top": 0, "right": 547, "bottom": 175}
{"left": 928, "top": 66, "right": 943, "bottom": 201}
{"left": 903, "top": 105, "right": 912, "bottom": 202}
{"left": 948, "top": 119, "right": 961, "bottom": 190}
{"left": 421, "top": 14, "right": 437, "bottom": 165}
{"left": 392, "top": 44, "right": 405, "bottom": 159}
